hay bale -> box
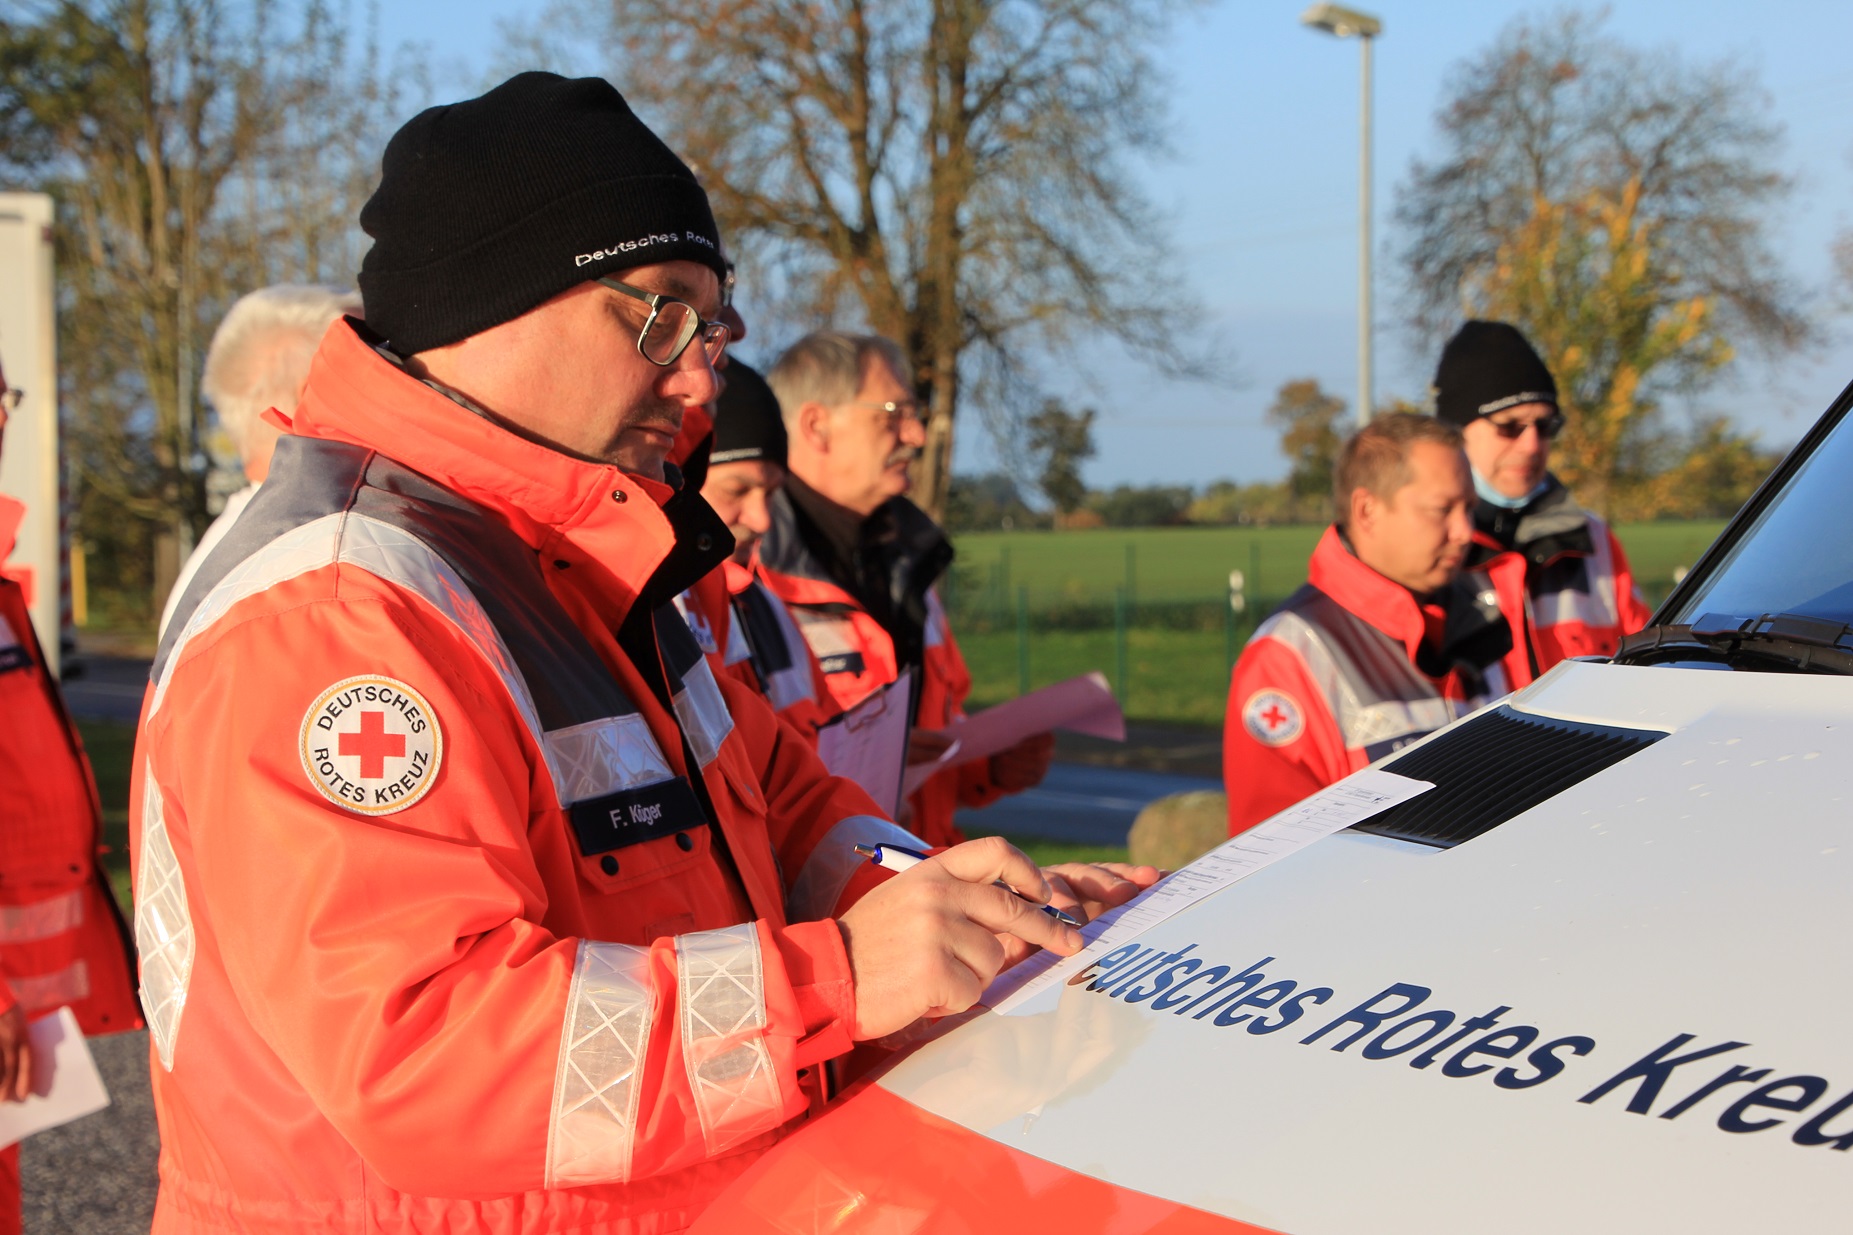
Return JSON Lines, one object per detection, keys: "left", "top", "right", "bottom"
{"left": 1128, "top": 790, "right": 1229, "bottom": 870}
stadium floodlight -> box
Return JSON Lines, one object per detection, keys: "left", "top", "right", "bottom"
{"left": 1300, "top": 3, "right": 1382, "bottom": 426}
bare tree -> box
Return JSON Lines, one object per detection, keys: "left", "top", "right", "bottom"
{"left": 549, "top": 0, "right": 1209, "bottom": 520}
{"left": 0, "top": 0, "right": 411, "bottom": 617}
{"left": 1394, "top": 10, "right": 1808, "bottom": 364}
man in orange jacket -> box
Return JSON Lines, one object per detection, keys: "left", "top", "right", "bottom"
{"left": 1434, "top": 321, "right": 1652, "bottom": 687}
{"left": 133, "top": 73, "right": 1150, "bottom": 1234}
{"left": 757, "top": 332, "right": 1053, "bottom": 846}
{"left": 688, "top": 361, "right": 842, "bottom": 740}
{"left": 1224, "top": 414, "right": 1512, "bottom": 834}
{"left": 0, "top": 358, "right": 143, "bottom": 1233}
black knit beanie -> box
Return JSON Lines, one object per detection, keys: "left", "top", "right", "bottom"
{"left": 358, "top": 72, "right": 726, "bottom": 355}
{"left": 711, "top": 362, "right": 787, "bottom": 467}
{"left": 1432, "top": 320, "right": 1558, "bottom": 427}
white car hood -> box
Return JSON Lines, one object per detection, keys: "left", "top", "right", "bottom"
{"left": 878, "top": 660, "right": 1853, "bottom": 1233}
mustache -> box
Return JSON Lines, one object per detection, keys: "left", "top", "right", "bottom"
{"left": 885, "top": 446, "right": 919, "bottom": 467}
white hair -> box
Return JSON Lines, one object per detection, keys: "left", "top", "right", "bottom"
{"left": 201, "top": 285, "right": 361, "bottom": 458}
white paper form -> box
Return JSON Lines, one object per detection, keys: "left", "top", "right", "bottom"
{"left": 983, "top": 768, "right": 1434, "bottom": 1015}
{"left": 0, "top": 1006, "right": 111, "bottom": 1149}
{"left": 902, "top": 672, "right": 1125, "bottom": 798}
{"left": 817, "top": 673, "right": 915, "bottom": 817}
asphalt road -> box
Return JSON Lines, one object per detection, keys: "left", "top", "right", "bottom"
{"left": 21, "top": 1030, "right": 158, "bottom": 1232}
{"left": 957, "top": 761, "right": 1220, "bottom": 845}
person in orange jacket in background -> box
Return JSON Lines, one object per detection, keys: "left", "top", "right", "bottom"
{"left": 694, "top": 360, "right": 842, "bottom": 740}
{"left": 757, "top": 331, "right": 1054, "bottom": 846}
{"left": 133, "top": 73, "right": 1152, "bottom": 1234}
{"left": 1224, "top": 413, "right": 1513, "bottom": 835}
{"left": 0, "top": 357, "right": 143, "bottom": 1234}
{"left": 1434, "top": 320, "right": 1652, "bottom": 687}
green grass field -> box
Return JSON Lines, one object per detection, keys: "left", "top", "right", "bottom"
{"left": 951, "top": 520, "right": 1728, "bottom": 724}
{"left": 77, "top": 719, "right": 136, "bottom": 908}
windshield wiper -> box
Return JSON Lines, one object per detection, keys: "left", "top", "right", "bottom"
{"left": 1614, "top": 612, "right": 1853, "bottom": 675}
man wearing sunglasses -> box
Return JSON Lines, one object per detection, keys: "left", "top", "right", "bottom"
{"left": 133, "top": 73, "right": 1152, "bottom": 1234}
{"left": 1434, "top": 320, "right": 1651, "bottom": 688}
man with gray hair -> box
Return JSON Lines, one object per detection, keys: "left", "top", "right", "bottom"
{"left": 159, "top": 284, "right": 360, "bottom": 633}
{"left": 758, "top": 330, "right": 1054, "bottom": 847}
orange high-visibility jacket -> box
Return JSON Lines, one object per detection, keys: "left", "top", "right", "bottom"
{"left": 132, "top": 320, "right": 923, "bottom": 1234}
{"left": 1468, "top": 481, "right": 1653, "bottom": 689}
{"left": 756, "top": 490, "right": 1006, "bottom": 847}
{"left": 0, "top": 497, "right": 141, "bottom": 1037}
{"left": 1224, "top": 527, "right": 1511, "bottom": 835}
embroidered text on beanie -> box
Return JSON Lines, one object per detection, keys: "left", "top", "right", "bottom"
{"left": 358, "top": 72, "right": 726, "bottom": 355}
{"left": 1432, "top": 320, "right": 1558, "bottom": 427}
{"left": 711, "top": 362, "right": 788, "bottom": 467}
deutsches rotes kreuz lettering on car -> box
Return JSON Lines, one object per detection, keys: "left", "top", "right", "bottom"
{"left": 692, "top": 376, "right": 1853, "bottom": 1234}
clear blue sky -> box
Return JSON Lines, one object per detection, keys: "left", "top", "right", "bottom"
{"left": 374, "top": 0, "right": 1853, "bottom": 489}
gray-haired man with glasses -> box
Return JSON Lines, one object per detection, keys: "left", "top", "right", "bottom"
{"left": 758, "top": 331, "right": 1057, "bottom": 848}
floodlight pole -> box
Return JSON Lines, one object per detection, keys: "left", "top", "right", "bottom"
{"left": 1357, "top": 30, "right": 1372, "bottom": 427}
{"left": 1300, "top": 3, "right": 1382, "bottom": 427}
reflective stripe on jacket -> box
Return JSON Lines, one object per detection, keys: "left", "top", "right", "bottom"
{"left": 1469, "top": 483, "right": 1652, "bottom": 688}
{"left": 0, "top": 530, "right": 140, "bottom": 1038}
{"left": 1223, "top": 527, "right": 1511, "bottom": 835}
{"left": 132, "top": 320, "right": 917, "bottom": 1234}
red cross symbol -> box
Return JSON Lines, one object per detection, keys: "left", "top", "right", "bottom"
{"left": 338, "top": 711, "right": 405, "bottom": 779}
{"left": 1260, "top": 703, "right": 1289, "bottom": 732}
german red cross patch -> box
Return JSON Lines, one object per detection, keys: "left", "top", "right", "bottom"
{"left": 1243, "top": 689, "right": 1304, "bottom": 747}
{"left": 298, "top": 675, "right": 444, "bottom": 815}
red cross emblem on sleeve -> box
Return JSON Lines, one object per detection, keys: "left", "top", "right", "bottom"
{"left": 299, "top": 675, "right": 444, "bottom": 815}
{"left": 1243, "top": 689, "right": 1304, "bottom": 747}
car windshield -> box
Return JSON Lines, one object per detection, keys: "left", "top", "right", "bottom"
{"left": 1669, "top": 399, "right": 1853, "bottom": 627}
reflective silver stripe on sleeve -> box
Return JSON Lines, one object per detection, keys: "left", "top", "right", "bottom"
{"left": 924, "top": 590, "right": 948, "bottom": 649}
{"left": 722, "top": 607, "right": 753, "bottom": 666}
{"left": 0, "top": 889, "right": 84, "bottom": 943}
{"left": 787, "top": 816, "right": 927, "bottom": 921}
{"left": 671, "top": 656, "right": 735, "bottom": 769}
{"left": 545, "top": 939, "right": 655, "bottom": 1188}
{"left": 760, "top": 587, "right": 818, "bottom": 713}
{"left": 136, "top": 766, "right": 195, "bottom": 1071}
{"left": 1532, "top": 517, "right": 1621, "bottom": 631}
{"left": 148, "top": 511, "right": 676, "bottom": 811}
{"left": 677, "top": 924, "right": 784, "bottom": 1157}
{"left": 543, "top": 714, "right": 677, "bottom": 804}
{"left": 9, "top": 960, "right": 90, "bottom": 1012}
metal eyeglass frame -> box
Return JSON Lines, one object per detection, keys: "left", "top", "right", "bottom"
{"left": 596, "top": 277, "right": 730, "bottom": 368}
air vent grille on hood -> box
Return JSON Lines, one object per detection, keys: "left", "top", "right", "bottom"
{"left": 1353, "top": 706, "right": 1665, "bottom": 848}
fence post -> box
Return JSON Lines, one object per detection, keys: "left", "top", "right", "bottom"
{"left": 1016, "top": 584, "right": 1030, "bottom": 695}
{"left": 1224, "top": 586, "right": 1236, "bottom": 681}
{"left": 1114, "top": 585, "right": 1129, "bottom": 704}
{"left": 1248, "top": 540, "right": 1262, "bottom": 620}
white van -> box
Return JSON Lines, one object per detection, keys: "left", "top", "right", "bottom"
{"left": 694, "top": 388, "right": 1853, "bottom": 1234}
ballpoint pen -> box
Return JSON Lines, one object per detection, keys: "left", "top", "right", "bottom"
{"left": 852, "top": 842, "right": 1086, "bottom": 928}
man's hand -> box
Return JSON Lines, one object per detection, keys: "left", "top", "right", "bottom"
{"left": 0, "top": 1005, "right": 32, "bottom": 1102}
{"left": 994, "top": 860, "right": 1161, "bottom": 970}
{"left": 988, "top": 731, "right": 1054, "bottom": 792}
{"left": 838, "top": 836, "right": 1084, "bottom": 1040}
{"left": 906, "top": 729, "right": 956, "bottom": 767}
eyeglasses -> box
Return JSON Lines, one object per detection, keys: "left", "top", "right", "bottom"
{"left": 1488, "top": 411, "right": 1564, "bottom": 441}
{"left": 855, "top": 399, "right": 924, "bottom": 428}
{"left": 0, "top": 388, "right": 21, "bottom": 413}
{"left": 596, "top": 277, "right": 731, "bottom": 368}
